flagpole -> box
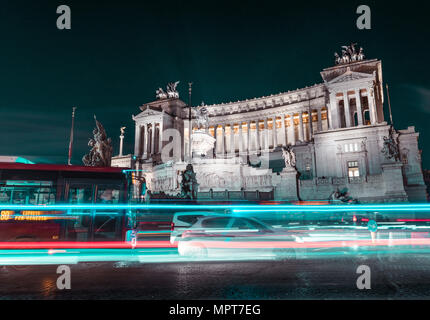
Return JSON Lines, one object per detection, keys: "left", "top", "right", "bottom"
{"left": 386, "top": 84, "right": 394, "bottom": 126}
{"left": 68, "top": 107, "right": 77, "bottom": 165}
{"left": 188, "top": 82, "right": 193, "bottom": 162}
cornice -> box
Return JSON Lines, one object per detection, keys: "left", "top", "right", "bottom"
{"left": 206, "top": 95, "right": 327, "bottom": 125}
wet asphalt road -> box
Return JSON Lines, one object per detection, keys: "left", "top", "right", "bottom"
{"left": 1, "top": 251, "right": 430, "bottom": 299}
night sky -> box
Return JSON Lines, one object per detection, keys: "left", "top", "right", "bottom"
{"left": 0, "top": 0, "right": 429, "bottom": 167}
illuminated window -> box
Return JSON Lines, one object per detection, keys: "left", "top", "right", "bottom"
{"left": 348, "top": 161, "right": 360, "bottom": 179}
{"left": 0, "top": 181, "right": 55, "bottom": 205}
{"left": 344, "top": 143, "right": 360, "bottom": 153}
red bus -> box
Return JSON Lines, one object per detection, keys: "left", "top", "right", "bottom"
{"left": 0, "top": 162, "right": 130, "bottom": 242}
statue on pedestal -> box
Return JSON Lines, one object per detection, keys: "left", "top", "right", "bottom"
{"left": 191, "top": 104, "right": 215, "bottom": 157}
{"left": 196, "top": 102, "right": 209, "bottom": 129}
{"left": 82, "top": 116, "right": 113, "bottom": 167}
{"left": 381, "top": 126, "right": 400, "bottom": 162}
{"left": 180, "top": 164, "right": 199, "bottom": 199}
{"left": 282, "top": 146, "right": 296, "bottom": 169}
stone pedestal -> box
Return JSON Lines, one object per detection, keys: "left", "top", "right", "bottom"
{"left": 274, "top": 167, "right": 299, "bottom": 201}
{"left": 381, "top": 162, "right": 408, "bottom": 202}
{"left": 111, "top": 154, "right": 133, "bottom": 168}
{"left": 191, "top": 130, "right": 216, "bottom": 157}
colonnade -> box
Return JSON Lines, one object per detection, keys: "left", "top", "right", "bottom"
{"left": 199, "top": 109, "right": 329, "bottom": 156}
{"left": 135, "top": 122, "right": 163, "bottom": 159}
{"left": 328, "top": 87, "right": 377, "bottom": 130}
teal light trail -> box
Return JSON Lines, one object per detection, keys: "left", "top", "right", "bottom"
{"left": 1, "top": 203, "right": 430, "bottom": 212}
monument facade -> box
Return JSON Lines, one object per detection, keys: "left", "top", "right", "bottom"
{"left": 113, "top": 45, "right": 427, "bottom": 203}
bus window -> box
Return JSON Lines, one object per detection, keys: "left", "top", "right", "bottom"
{"left": 0, "top": 181, "right": 56, "bottom": 205}
{"left": 29, "top": 187, "right": 56, "bottom": 205}
{"left": 12, "top": 191, "right": 26, "bottom": 204}
{"left": 69, "top": 185, "right": 93, "bottom": 204}
{"left": 0, "top": 187, "right": 11, "bottom": 203}
{"left": 65, "top": 215, "right": 91, "bottom": 241}
{"left": 94, "top": 185, "right": 122, "bottom": 240}
{"left": 96, "top": 185, "right": 121, "bottom": 204}
{"left": 67, "top": 185, "right": 94, "bottom": 240}
{"left": 94, "top": 214, "right": 122, "bottom": 240}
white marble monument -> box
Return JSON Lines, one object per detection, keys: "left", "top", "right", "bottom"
{"left": 116, "top": 44, "right": 427, "bottom": 203}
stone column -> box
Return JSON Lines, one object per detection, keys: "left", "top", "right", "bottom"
{"left": 221, "top": 124, "right": 226, "bottom": 156}
{"left": 255, "top": 119, "right": 260, "bottom": 152}
{"left": 159, "top": 121, "right": 163, "bottom": 154}
{"left": 310, "top": 111, "right": 314, "bottom": 137}
{"left": 151, "top": 122, "right": 156, "bottom": 155}
{"left": 329, "top": 93, "right": 340, "bottom": 129}
{"left": 326, "top": 103, "right": 333, "bottom": 130}
{"left": 119, "top": 130, "right": 124, "bottom": 157}
{"left": 142, "top": 124, "right": 147, "bottom": 158}
{"left": 230, "top": 123, "right": 235, "bottom": 156}
{"left": 215, "top": 125, "right": 220, "bottom": 157}
{"left": 288, "top": 114, "right": 295, "bottom": 145}
{"left": 368, "top": 87, "right": 377, "bottom": 125}
{"left": 317, "top": 109, "right": 322, "bottom": 132}
{"left": 143, "top": 124, "right": 148, "bottom": 158}
{"left": 134, "top": 125, "right": 140, "bottom": 156}
{"left": 343, "top": 91, "right": 351, "bottom": 127}
{"left": 355, "top": 89, "right": 364, "bottom": 126}
{"left": 298, "top": 112, "right": 304, "bottom": 142}
{"left": 246, "top": 121, "right": 251, "bottom": 154}
{"left": 281, "top": 114, "right": 287, "bottom": 146}
{"left": 238, "top": 122, "right": 243, "bottom": 154}
{"left": 264, "top": 118, "right": 269, "bottom": 150}
{"left": 272, "top": 117, "right": 278, "bottom": 148}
